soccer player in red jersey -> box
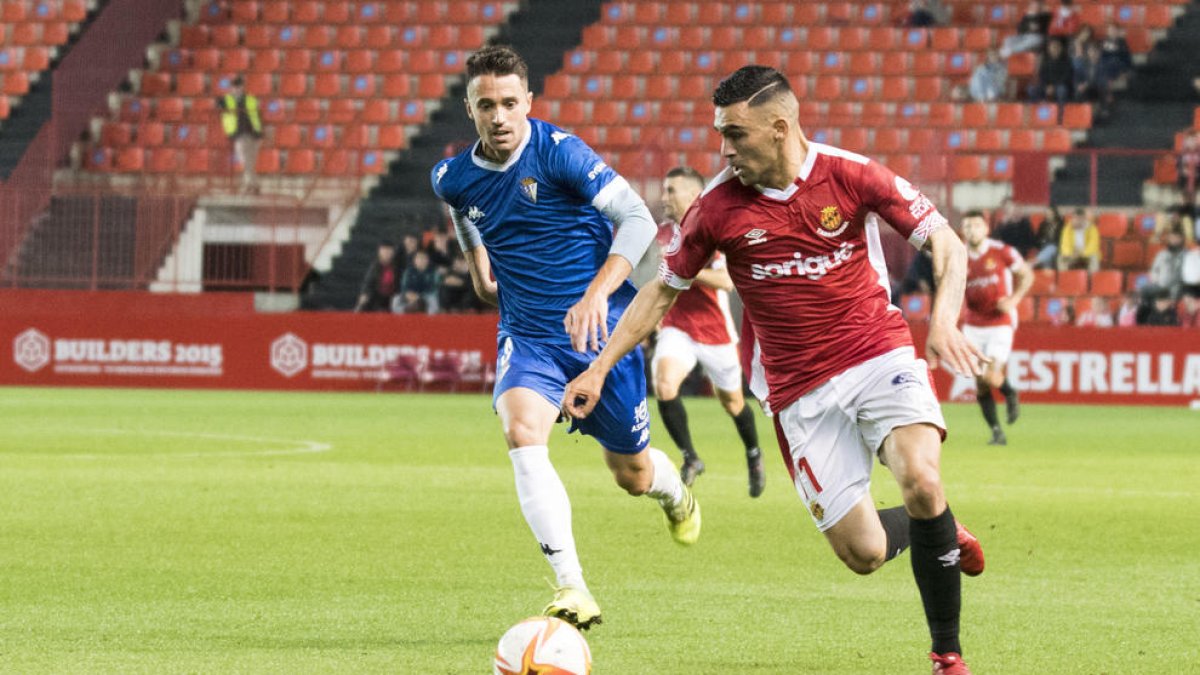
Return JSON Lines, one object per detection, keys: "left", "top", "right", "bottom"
{"left": 961, "top": 210, "right": 1033, "bottom": 445}
{"left": 564, "top": 67, "right": 985, "bottom": 674}
{"left": 653, "top": 167, "right": 765, "bottom": 497}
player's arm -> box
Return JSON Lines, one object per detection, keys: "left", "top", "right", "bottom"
{"left": 997, "top": 258, "right": 1033, "bottom": 314}
{"left": 564, "top": 176, "right": 657, "bottom": 352}
{"left": 448, "top": 207, "right": 498, "bottom": 306}
{"left": 692, "top": 265, "right": 733, "bottom": 291}
{"left": 926, "top": 226, "right": 984, "bottom": 376}
{"left": 564, "top": 277, "right": 681, "bottom": 419}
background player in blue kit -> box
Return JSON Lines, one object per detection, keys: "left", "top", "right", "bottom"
{"left": 430, "top": 46, "right": 699, "bottom": 630}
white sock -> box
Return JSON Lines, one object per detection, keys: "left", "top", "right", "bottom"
{"left": 646, "top": 447, "right": 685, "bottom": 507}
{"left": 509, "top": 445, "right": 586, "bottom": 591}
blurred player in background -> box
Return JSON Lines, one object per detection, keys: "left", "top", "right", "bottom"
{"left": 961, "top": 210, "right": 1032, "bottom": 445}
{"left": 565, "top": 66, "right": 985, "bottom": 674}
{"left": 654, "top": 167, "right": 765, "bottom": 497}
{"left": 431, "top": 46, "right": 698, "bottom": 630}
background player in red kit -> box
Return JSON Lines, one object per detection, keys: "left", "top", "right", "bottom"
{"left": 961, "top": 210, "right": 1033, "bottom": 445}
{"left": 653, "top": 167, "right": 765, "bottom": 497}
{"left": 564, "top": 66, "right": 986, "bottom": 675}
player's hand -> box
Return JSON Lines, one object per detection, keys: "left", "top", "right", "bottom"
{"left": 563, "top": 367, "right": 607, "bottom": 419}
{"left": 564, "top": 292, "right": 609, "bottom": 353}
{"left": 996, "top": 296, "right": 1015, "bottom": 314}
{"left": 926, "top": 322, "right": 986, "bottom": 377}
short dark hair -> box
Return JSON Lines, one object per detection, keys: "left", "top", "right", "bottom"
{"left": 962, "top": 209, "right": 987, "bottom": 221}
{"left": 712, "top": 66, "right": 792, "bottom": 107}
{"left": 666, "top": 166, "right": 706, "bottom": 190}
{"left": 466, "top": 45, "right": 528, "bottom": 84}
{"left": 378, "top": 240, "right": 396, "bottom": 249}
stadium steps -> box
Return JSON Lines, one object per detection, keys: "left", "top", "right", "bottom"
{"left": 7, "top": 194, "right": 138, "bottom": 289}
{"left": 1128, "top": 3, "right": 1200, "bottom": 102}
{"left": 302, "top": 0, "right": 605, "bottom": 311}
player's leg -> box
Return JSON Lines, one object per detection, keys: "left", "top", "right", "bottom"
{"left": 493, "top": 336, "right": 599, "bottom": 628}
{"left": 990, "top": 326, "right": 1019, "bottom": 425}
{"left": 964, "top": 325, "right": 1005, "bottom": 445}
{"left": 704, "top": 341, "right": 765, "bottom": 497}
{"left": 651, "top": 329, "right": 705, "bottom": 485}
{"left": 603, "top": 446, "right": 699, "bottom": 545}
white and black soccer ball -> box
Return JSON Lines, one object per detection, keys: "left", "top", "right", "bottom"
{"left": 493, "top": 616, "right": 592, "bottom": 675}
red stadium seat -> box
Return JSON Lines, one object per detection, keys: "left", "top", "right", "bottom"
{"left": 139, "top": 121, "right": 166, "bottom": 146}
{"left": 1110, "top": 241, "right": 1144, "bottom": 270}
{"left": 900, "top": 294, "right": 931, "bottom": 322}
{"left": 284, "top": 148, "right": 316, "bottom": 174}
{"left": 1095, "top": 212, "right": 1129, "bottom": 238}
{"left": 254, "top": 147, "right": 280, "bottom": 174}
{"left": 1062, "top": 103, "right": 1093, "bottom": 130}
{"left": 314, "top": 50, "right": 342, "bottom": 73}
{"left": 293, "top": 99, "right": 321, "bottom": 123}
{"left": 115, "top": 147, "right": 145, "bottom": 172}
{"left": 1056, "top": 270, "right": 1088, "bottom": 297}
{"left": 320, "top": 149, "right": 351, "bottom": 176}
{"left": 1030, "top": 269, "right": 1056, "bottom": 295}
{"left": 873, "top": 128, "right": 906, "bottom": 154}
{"left": 140, "top": 72, "right": 170, "bottom": 97}
{"left": 220, "top": 48, "right": 250, "bottom": 72}
{"left": 175, "top": 72, "right": 206, "bottom": 97}
{"left": 1017, "top": 296, "right": 1034, "bottom": 323}
{"left": 149, "top": 147, "right": 179, "bottom": 172}
{"left": 377, "top": 124, "right": 406, "bottom": 150}
{"left": 292, "top": 1, "right": 320, "bottom": 23}
{"left": 1090, "top": 270, "right": 1123, "bottom": 296}
{"left": 313, "top": 73, "right": 342, "bottom": 98}
{"left": 278, "top": 73, "right": 307, "bottom": 98}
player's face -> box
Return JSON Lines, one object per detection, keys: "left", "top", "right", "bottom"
{"left": 962, "top": 216, "right": 989, "bottom": 247}
{"left": 714, "top": 102, "right": 783, "bottom": 188}
{"left": 660, "top": 176, "right": 700, "bottom": 222}
{"left": 465, "top": 73, "right": 532, "bottom": 162}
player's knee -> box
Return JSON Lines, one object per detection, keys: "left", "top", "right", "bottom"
{"left": 898, "top": 465, "right": 944, "bottom": 516}
{"left": 612, "top": 466, "right": 652, "bottom": 496}
{"left": 654, "top": 377, "right": 680, "bottom": 401}
{"left": 718, "top": 393, "right": 744, "bottom": 416}
{"left": 836, "top": 546, "right": 886, "bottom": 575}
{"left": 503, "top": 419, "right": 546, "bottom": 448}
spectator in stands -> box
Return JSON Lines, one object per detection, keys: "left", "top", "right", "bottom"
{"left": 400, "top": 249, "right": 439, "bottom": 313}
{"left": 1075, "top": 296, "right": 1114, "bottom": 327}
{"left": 425, "top": 228, "right": 455, "bottom": 274}
{"left": 1030, "top": 38, "right": 1074, "bottom": 113}
{"left": 1099, "top": 24, "right": 1134, "bottom": 89}
{"left": 1154, "top": 198, "right": 1196, "bottom": 245}
{"left": 218, "top": 76, "right": 263, "bottom": 195}
{"left": 993, "top": 198, "right": 1038, "bottom": 257}
{"left": 969, "top": 49, "right": 1009, "bottom": 102}
{"left": 1140, "top": 289, "right": 1180, "bottom": 326}
{"left": 400, "top": 233, "right": 421, "bottom": 267}
{"left": 1047, "top": 0, "right": 1081, "bottom": 39}
{"left": 354, "top": 240, "right": 404, "bottom": 313}
{"left": 1146, "top": 228, "right": 1188, "bottom": 300}
{"left": 1069, "top": 24, "right": 1095, "bottom": 57}
{"left": 898, "top": 248, "right": 936, "bottom": 300}
{"left": 1057, "top": 207, "right": 1100, "bottom": 273}
{"left": 1001, "top": 0, "right": 1052, "bottom": 57}
{"left": 903, "top": 0, "right": 940, "bottom": 27}
{"left": 1177, "top": 130, "right": 1200, "bottom": 203}
{"left": 437, "top": 253, "right": 481, "bottom": 313}
{"left": 1034, "top": 205, "right": 1064, "bottom": 268}
{"left": 1074, "top": 42, "right": 1114, "bottom": 117}
{"left": 1179, "top": 291, "right": 1200, "bottom": 328}
{"left": 1116, "top": 291, "right": 1140, "bottom": 326}
{"left": 1182, "top": 245, "right": 1200, "bottom": 296}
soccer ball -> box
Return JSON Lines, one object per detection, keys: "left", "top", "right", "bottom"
{"left": 493, "top": 616, "right": 592, "bottom": 675}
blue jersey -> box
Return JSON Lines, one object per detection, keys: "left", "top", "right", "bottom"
{"left": 432, "top": 119, "right": 638, "bottom": 346}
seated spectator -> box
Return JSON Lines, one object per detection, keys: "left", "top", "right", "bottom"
{"left": 1002, "top": 0, "right": 1052, "bottom": 57}
{"left": 1179, "top": 291, "right": 1200, "bottom": 328}
{"left": 1029, "top": 38, "right": 1074, "bottom": 110}
{"left": 1034, "top": 205, "right": 1064, "bottom": 268}
{"left": 437, "top": 254, "right": 480, "bottom": 313}
{"left": 1057, "top": 207, "right": 1100, "bottom": 273}
{"left": 1177, "top": 130, "right": 1200, "bottom": 203}
{"left": 400, "top": 233, "right": 421, "bottom": 268}
{"left": 1075, "top": 296, "right": 1114, "bottom": 327}
{"left": 1069, "top": 24, "right": 1095, "bottom": 58}
{"left": 354, "top": 240, "right": 404, "bottom": 313}
{"left": 1074, "top": 42, "right": 1114, "bottom": 117}
{"left": 1145, "top": 228, "right": 1188, "bottom": 300}
{"left": 1182, "top": 245, "right": 1200, "bottom": 296}
{"left": 425, "top": 228, "right": 454, "bottom": 274}
{"left": 1139, "top": 289, "right": 1180, "bottom": 326}
{"left": 1099, "top": 24, "right": 1134, "bottom": 88}
{"left": 1047, "top": 0, "right": 1081, "bottom": 39}
{"left": 992, "top": 198, "right": 1038, "bottom": 257}
{"left": 904, "top": 0, "right": 939, "bottom": 27}
{"left": 969, "top": 49, "right": 1009, "bottom": 102}
{"left": 399, "top": 250, "right": 439, "bottom": 313}
{"left": 1116, "top": 291, "right": 1140, "bottom": 326}
{"left": 1154, "top": 199, "right": 1196, "bottom": 245}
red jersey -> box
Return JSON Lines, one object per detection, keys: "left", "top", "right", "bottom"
{"left": 656, "top": 221, "right": 735, "bottom": 345}
{"left": 963, "top": 239, "right": 1023, "bottom": 328}
{"left": 661, "top": 143, "right": 948, "bottom": 412}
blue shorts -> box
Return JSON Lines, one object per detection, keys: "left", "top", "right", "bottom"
{"left": 493, "top": 332, "right": 650, "bottom": 454}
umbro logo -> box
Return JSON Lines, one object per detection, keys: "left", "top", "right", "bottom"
{"left": 744, "top": 228, "right": 768, "bottom": 245}
{"left": 540, "top": 542, "right": 562, "bottom": 556}
{"left": 466, "top": 206, "right": 485, "bottom": 222}
{"left": 938, "top": 547, "right": 961, "bottom": 568}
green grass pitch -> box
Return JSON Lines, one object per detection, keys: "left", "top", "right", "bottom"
{"left": 0, "top": 387, "right": 1196, "bottom": 673}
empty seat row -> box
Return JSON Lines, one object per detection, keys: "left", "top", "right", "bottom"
{"left": 0, "top": 0, "right": 88, "bottom": 23}
{"left": 0, "top": 47, "right": 51, "bottom": 73}
{"left": 159, "top": 47, "right": 465, "bottom": 78}
{"left": 85, "top": 146, "right": 390, "bottom": 175}
{"left": 139, "top": 71, "right": 450, "bottom": 99}
{"left": 117, "top": 96, "right": 426, "bottom": 126}
{"left": 199, "top": 0, "right": 509, "bottom": 26}
{"left": 581, "top": 24, "right": 999, "bottom": 53}
{"left": 178, "top": 22, "right": 485, "bottom": 50}
{"left": 99, "top": 120, "right": 410, "bottom": 151}
{"left": 0, "top": 21, "right": 71, "bottom": 47}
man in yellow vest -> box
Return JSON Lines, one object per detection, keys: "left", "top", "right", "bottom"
{"left": 219, "top": 76, "right": 263, "bottom": 193}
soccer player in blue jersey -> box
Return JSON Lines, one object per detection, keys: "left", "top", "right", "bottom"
{"left": 430, "top": 46, "right": 699, "bottom": 630}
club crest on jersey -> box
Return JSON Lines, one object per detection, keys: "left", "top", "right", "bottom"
{"left": 519, "top": 177, "right": 538, "bottom": 203}
{"left": 744, "top": 228, "right": 768, "bottom": 245}
{"left": 809, "top": 501, "right": 825, "bottom": 521}
{"left": 985, "top": 258, "right": 996, "bottom": 270}
{"left": 818, "top": 206, "right": 850, "bottom": 238}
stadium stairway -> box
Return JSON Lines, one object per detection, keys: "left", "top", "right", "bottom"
{"left": 1050, "top": 3, "right": 1200, "bottom": 206}
{"left": 302, "top": 0, "right": 605, "bottom": 311}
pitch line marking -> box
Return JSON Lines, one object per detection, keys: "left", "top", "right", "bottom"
{"left": 58, "top": 428, "right": 335, "bottom": 459}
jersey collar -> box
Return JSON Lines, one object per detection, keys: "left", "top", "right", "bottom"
{"left": 753, "top": 143, "right": 820, "bottom": 201}
{"left": 470, "top": 120, "right": 532, "bottom": 172}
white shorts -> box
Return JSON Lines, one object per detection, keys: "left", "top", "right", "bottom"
{"left": 651, "top": 326, "right": 742, "bottom": 393}
{"left": 773, "top": 347, "right": 946, "bottom": 532}
{"left": 962, "top": 324, "right": 1015, "bottom": 364}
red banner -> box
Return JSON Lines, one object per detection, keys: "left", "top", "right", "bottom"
{"left": 3, "top": 291, "right": 1198, "bottom": 405}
